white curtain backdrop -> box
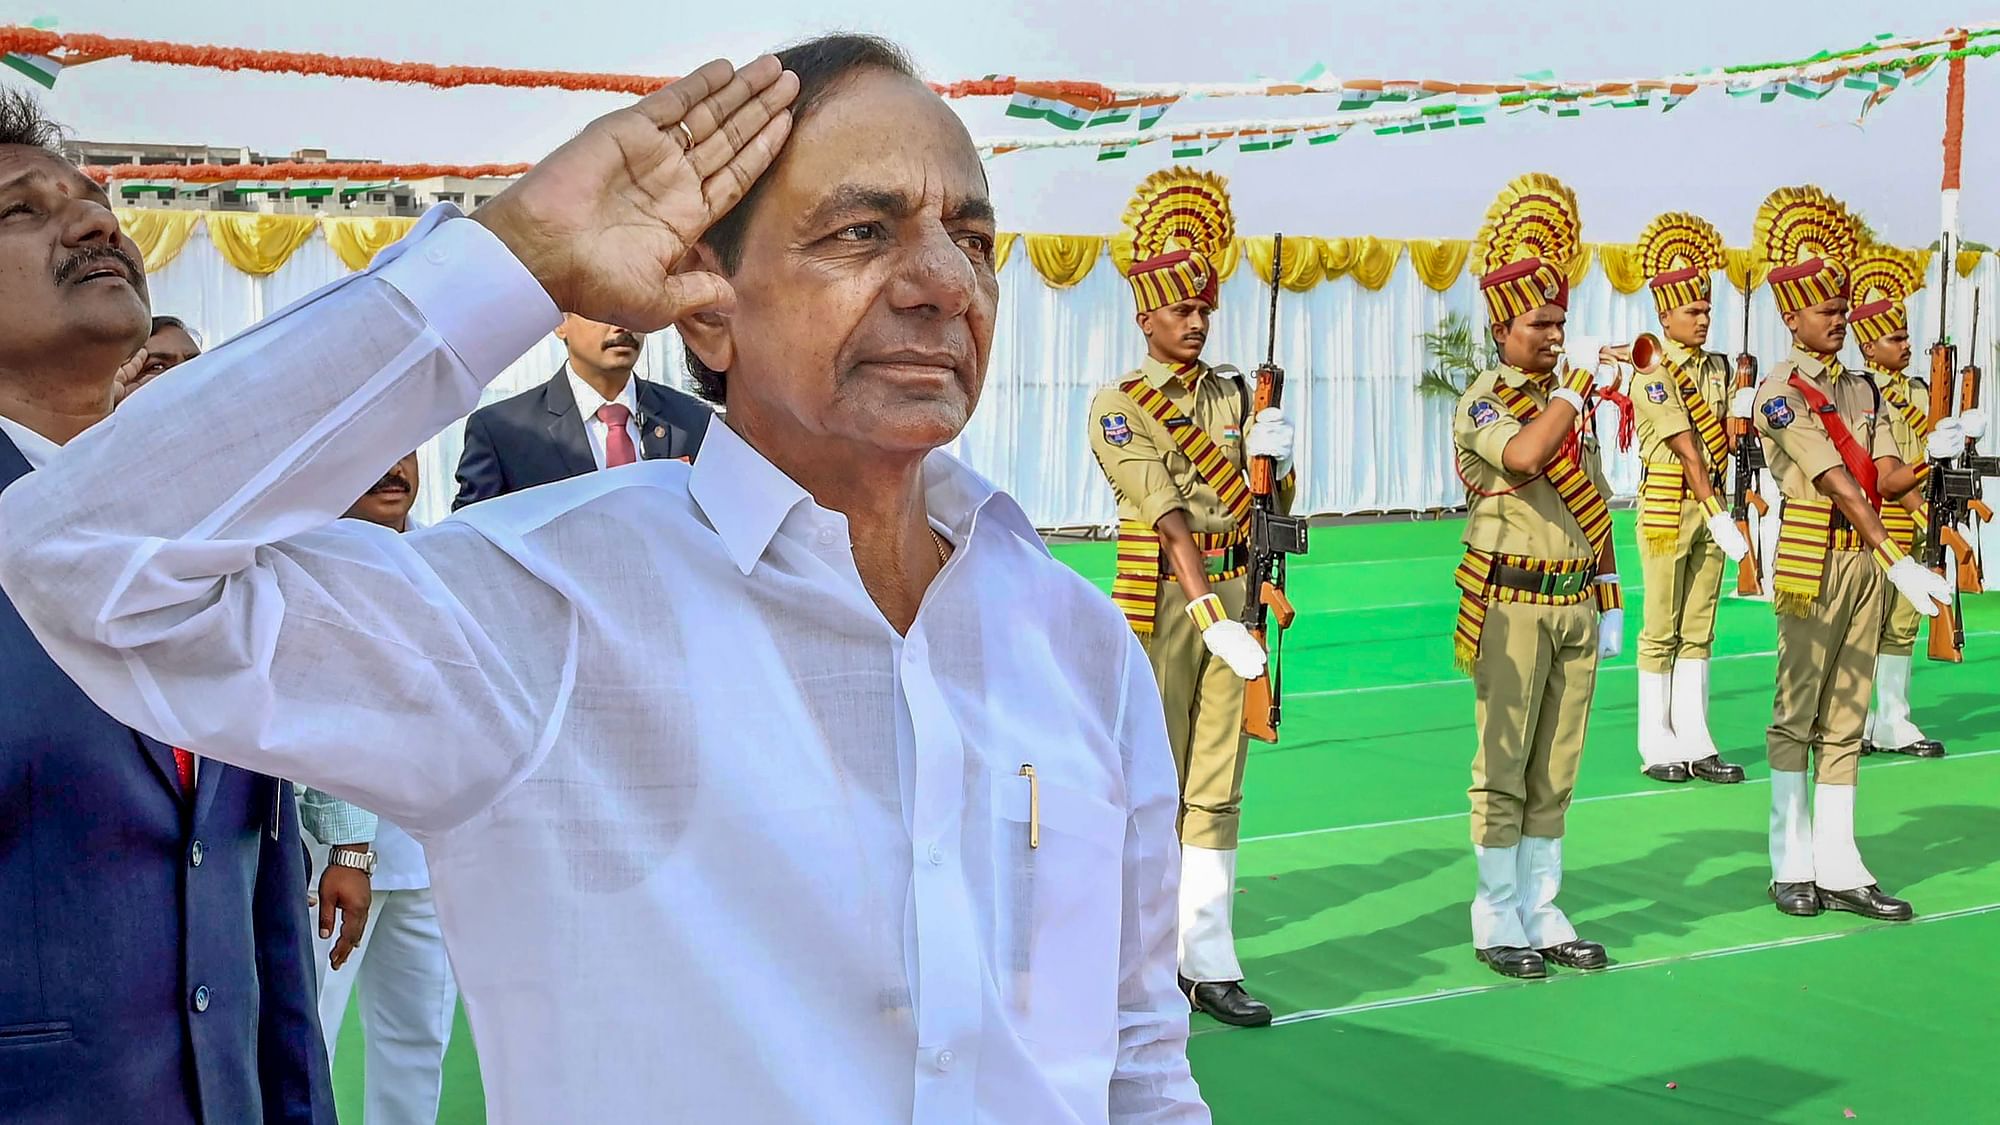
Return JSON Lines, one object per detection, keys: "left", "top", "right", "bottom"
{"left": 145, "top": 225, "right": 2000, "bottom": 559}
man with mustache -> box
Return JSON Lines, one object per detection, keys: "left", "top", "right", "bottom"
{"left": 0, "top": 89, "right": 333, "bottom": 1124}
{"left": 296, "top": 451, "right": 459, "bottom": 1125}
{"left": 1451, "top": 174, "right": 1618, "bottom": 981}
{"left": 0, "top": 39, "right": 1207, "bottom": 1122}
{"left": 1748, "top": 189, "right": 1953, "bottom": 923}
{"left": 450, "top": 313, "right": 713, "bottom": 508}
{"left": 1087, "top": 169, "right": 1295, "bottom": 1028}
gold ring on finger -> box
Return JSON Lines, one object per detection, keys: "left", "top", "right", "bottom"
{"left": 676, "top": 121, "right": 695, "bottom": 151}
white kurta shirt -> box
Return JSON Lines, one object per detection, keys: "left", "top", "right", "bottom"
{"left": 0, "top": 208, "right": 1206, "bottom": 1124}
{"left": 564, "top": 364, "right": 642, "bottom": 469}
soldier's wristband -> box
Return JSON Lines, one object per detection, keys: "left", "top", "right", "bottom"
{"left": 1185, "top": 593, "right": 1227, "bottom": 630}
{"left": 1871, "top": 540, "right": 1908, "bottom": 573}
{"left": 1593, "top": 573, "right": 1622, "bottom": 611}
{"left": 1698, "top": 494, "right": 1724, "bottom": 520}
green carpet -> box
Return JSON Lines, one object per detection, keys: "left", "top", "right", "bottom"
{"left": 333, "top": 510, "right": 2000, "bottom": 1122}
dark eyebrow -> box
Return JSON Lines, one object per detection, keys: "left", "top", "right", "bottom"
{"left": 0, "top": 166, "right": 113, "bottom": 208}
{"left": 802, "top": 185, "right": 916, "bottom": 231}
{"left": 947, "top": 198, "right": 996, "bottom": 226}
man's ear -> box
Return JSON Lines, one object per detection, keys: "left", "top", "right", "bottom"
{"left": 1136, "top": 310, "right": 1152, "bottom": 339}
{"left": 674, "top": 244, "right": 734, "bottom": 375}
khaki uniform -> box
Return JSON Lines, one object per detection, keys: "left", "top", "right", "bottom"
{"left": 1453, "top": 365, "right": 1613, "bottom": 847}
{"left": 1631, "top": 341, "right": 1732, "bottom": 672}
{"left": 1753, "top": 347, "right": 1900, "bottom": 785}
{"left": 1872, "top": 369, "right": 1931, "bottom": 655}
{"left": 1088, "top": 356, "right": 1294, "bottom": 850}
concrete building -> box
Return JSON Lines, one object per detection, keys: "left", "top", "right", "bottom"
{"left": 66, "top": 139, "right": 520, "bottom": 216}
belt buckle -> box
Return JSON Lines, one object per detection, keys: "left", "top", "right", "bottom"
{"left": 1541, "top": 569, "right": 1583, "bottom": 597}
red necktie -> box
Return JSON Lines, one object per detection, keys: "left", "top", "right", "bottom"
{"left": 596, "top": 403, "right": 637, "bottom": 468}
{"left": 171, "top": 747, "right": 194, "bottom": 794}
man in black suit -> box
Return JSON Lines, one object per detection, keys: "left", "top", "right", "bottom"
{"left": 0, "top": 88, "right": 333, "bottom": 1125}
{"left": 451, "top": 313, "right": 713, "bottom": 508}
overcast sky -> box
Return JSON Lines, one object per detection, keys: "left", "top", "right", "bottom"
{"left": 5, "top": 0, "right": 1993, "bottom": 246}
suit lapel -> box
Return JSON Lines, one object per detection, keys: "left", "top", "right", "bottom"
{"left": 636, "top": 383, "right": 689, "bottom": 461}
{"left": 1, "top": 431, "right": 187, "bottom": 801}
{"left": 542, "top": 368, "right": 598, "bottom": 476}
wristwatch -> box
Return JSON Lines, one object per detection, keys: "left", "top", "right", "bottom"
{"left": 329, "top": 848, "right": 376, "bottom": 876}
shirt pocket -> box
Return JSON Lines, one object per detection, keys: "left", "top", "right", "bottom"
{"left": 989, "top": 770, "right": 1126, "bottom": 1052}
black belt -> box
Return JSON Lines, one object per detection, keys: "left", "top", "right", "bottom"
{"left": 1490, "top": 562, "right": 1591, "bottom": 598}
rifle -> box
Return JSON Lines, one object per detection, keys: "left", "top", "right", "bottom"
{"left": 1730, "top": 297, "right": 1767, "bottom": 595}
{"left": 1956, "top": 288, "right": 1990, "bottom": 593}
{"left": 1241, "top": 233, "right": 1309, "bottom": 743}
{"left": 1922, "top": 248, "right": 2000, "bottom": 661}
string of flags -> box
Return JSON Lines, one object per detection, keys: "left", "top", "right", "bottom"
{"left": 988, "top": 27, "right": 1997, "bottom": 160}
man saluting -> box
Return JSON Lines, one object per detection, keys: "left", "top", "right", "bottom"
{"left": 0, "top": 37, "right": 1207, "bottom": 1125}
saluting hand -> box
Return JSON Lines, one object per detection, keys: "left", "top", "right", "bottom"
{"left": 473, "top": 56, "right": 799, "bottom": 333}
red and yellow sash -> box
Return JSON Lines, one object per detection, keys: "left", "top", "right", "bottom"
{"left": 1451, "top": 382, "right": 1611, "bottom": 670}
{"left": 1639, "top": 355, "right": 1729, "bottom": 555}
{"left": 1109, "top": 372, "right": 1253, "bottom": 634}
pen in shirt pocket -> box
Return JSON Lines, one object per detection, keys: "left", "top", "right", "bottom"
{"left": 1018, "top": 763, "right": 1039, "bottom": 849}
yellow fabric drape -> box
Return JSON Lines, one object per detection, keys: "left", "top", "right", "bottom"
{"left": 1022, "top": 234, "right": 1103, "bottom": 288}
{"left": 1243, "top": 236, "right": 1324, "bottom": 291}
{"left": 321, "top": 216, "right": 419, "bottom": 272}
{"left": 1592, "top": 243, "right": 1650, "bottom": 295}
{"left": 1723, "top": 248, "right": 1769, "bottom": 294}
{"left": 203, "top": 214, "right": 319, "bottom": 277}
{"left": 1405, "top": 239, "right": 1471, "bottom": 292}
{"left": 993, "top": 233, "right": 1018, "bottom": 274}
{"left": 1562, "top": 245, "right": 1594, "bottom": 289}
{"left": 1320, "top": 236, "right": 1403, "bottom": 291}
{"left": 114, "top": 209, "right": 201, "bottom": 274}
{"left": 1958, "top": 249, "right": 1985, "bottom": 279}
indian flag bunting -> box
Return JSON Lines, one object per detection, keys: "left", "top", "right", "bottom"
{"left": 1004, "top": 92, "right": 1096, "bottom": 129}
{"left": 2, "top": 50, "right": 60, "bottom": 88}
{"left": 1785, "top": 76, "right": 1837, "bottom": 99}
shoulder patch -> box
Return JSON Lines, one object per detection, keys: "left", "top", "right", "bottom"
{"left": 1099, "top": 412, "right": 1133, "bottom": 446}
{"left": 1645, "top": 381, "right": 1669, "bottom": 404}
{"left": 1761, "top": 397, "right": 1796, "bottom": 429}
{"left": 1470, "top": 400, "right": 1501, "bottom": 428}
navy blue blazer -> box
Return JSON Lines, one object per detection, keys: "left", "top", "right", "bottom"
{"left": 0, "top": 433, "right": 334, "bottom": 1124}
{"left": 451, "top": 367, "right": 713, "bottom": 510}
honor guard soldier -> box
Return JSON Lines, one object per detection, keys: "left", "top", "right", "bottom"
{"left": 1625, "top": 212, "right": 1753, "bottom": 784}
{"left": 1849, "top": 245, "right": 1947, "bottom": 758}
{"left": 1088, "top": 169, "right": 1297, "bottom": 1027}
{"left": 1748, "top": 188, "right": 1954, "bottom": 922}
{"left": 1452, "top": 174, "right": 1619, "bottom": 980}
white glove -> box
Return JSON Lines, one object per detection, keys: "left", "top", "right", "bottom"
{"left": 1245, "top": 407, "right": 1295, "bottom": 478}
{"left": 1706, "top": 510, "right": 1751, "bottom": 561}
{"left": 1959, "top": 408, "right": 1987, "bottom": 441}
{"left": 1886, "top": 555, "right": 1952, "bottom": 618}
{"left": 1730, "top": 388, "right": 1757, "bottom": 419}
{"left": 1200, "top": 618, "right": 1268, "bottom": 680}
{"left": 1597, "top": 606, "right": 1624, "bottom": 659}
{"left": 1927, "top": 418, "right": 1967, "bottom": 462}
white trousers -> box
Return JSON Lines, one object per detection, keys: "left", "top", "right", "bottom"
{"left": 312, "top": 884, "right": 458, "bottom": 1124}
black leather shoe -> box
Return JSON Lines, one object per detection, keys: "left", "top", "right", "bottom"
{"left": 1770, "top": 881, "right": 1821, "bottom": 916}
{"left": 1642, "top": 763, "right": 1692, "bottom": 783}
{"left": 1689, "top": 755, "right": 1747, "bottom": 784}
{"left": 1474, "top": 946, "right": 1547, "bottom": 979}
{"left": 1538, "top": 939, "right": 1609, "bottom": 970}
{"left": 1877, "top": 739, "right": 1946, "bottom": 759}
{"left": 1860, "top": 739, "right": 1877, "bottom": 756}
{"left": 1179, "top": 977, "right": 1273, "bottom": 1027}
{"left": 1819, "top": 884, "right": 1914, "bottom": 921}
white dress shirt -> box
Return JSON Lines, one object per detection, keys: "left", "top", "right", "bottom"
{"left": 0, "top": 208, "right": 1206, "bottom": 1124}
{"left": 565, "top": 364, "right": 642, "bottom": 469}
{"left": 0, "top": 414, "right": 57, "bottom": 470}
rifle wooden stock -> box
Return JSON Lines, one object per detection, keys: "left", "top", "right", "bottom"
{"left": 1239, "top": 583, "right": 1294, "bottom": 744}
{"left": 1929, "top": 343, "right": 1956, "bottom": 423}
{"left": 1735, "top": 516, "right": 1763, "bottom": 596}
{"left": 1926, "top": 598, "right": 1965, "bottom": 663}
{"left": 1248, "top": 368, "right": 1280, "bottom": 495}
{"left": 1941, "top": 524, "right": 1983, "bottom": 594}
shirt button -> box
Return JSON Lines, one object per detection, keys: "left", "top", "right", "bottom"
{"left": 933, "top": 1048, "right": 956, "bottom": 1072}
{"left": 424, "top": 245, "right": 448, "bottom": 264}
{"left": 191, "top": 986, "right": 211, "bottom": 1013}
{"left": 189, "top": 840, "right": 204, "bottom": 868}
{"left": 927, "top": 844, "right": 945, "bottom": 866}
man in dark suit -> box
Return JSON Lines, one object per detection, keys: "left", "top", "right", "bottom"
{"left": 0, "top": 90, "right": 334, "bottom": 1124}
{"left": 451, "top": 313, "right": 713, "bottom": 508}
